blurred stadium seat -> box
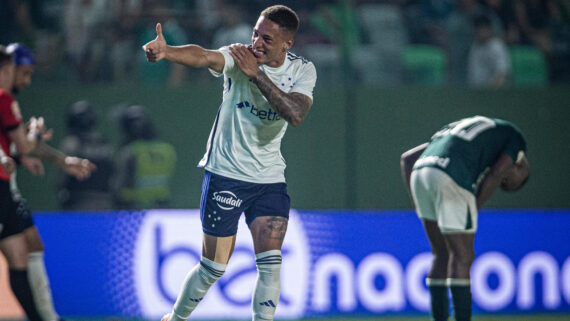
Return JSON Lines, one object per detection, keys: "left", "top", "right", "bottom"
{"left": 509, "top": 45, "right": 548, "bottom": 86}
{"left": 403, "top": 45, "right": 446, "bottom": 85}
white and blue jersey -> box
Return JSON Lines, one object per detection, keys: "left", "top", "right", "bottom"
{"left": 198, "top": 46, "right": 317, "bottom": 184}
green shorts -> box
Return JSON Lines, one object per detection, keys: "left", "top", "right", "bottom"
{"left": 411, "top": 167, "right": 477, "bottom": 233}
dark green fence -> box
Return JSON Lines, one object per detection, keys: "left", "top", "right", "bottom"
{"left": 16, "top": 83, "right": 570, "bottom": 210}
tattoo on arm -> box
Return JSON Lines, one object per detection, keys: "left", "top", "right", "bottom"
{"left": 252, "top": 71, "right": 311, "bottom": 126}
{"left": 266, "top": 216, "right": 288, "bottom": 240}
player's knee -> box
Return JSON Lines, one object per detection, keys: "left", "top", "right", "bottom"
{"left": 256, "top": 250, "right": 282, "bottom": 278}
{"left": 450, "top": 251, "right": 474, "bottom": 269}
{"left": 198, "top": 257, "right": 226, "bottom": 285}
{"left": 433, "top": 248, "right": 449, "bottom": 262}
{"left": 431, "top": 253, "right": 450, "bottom": 273}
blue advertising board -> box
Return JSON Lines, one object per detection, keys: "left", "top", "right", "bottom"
{"left": 35, "top": 209, "right": 570, "bottom": 318}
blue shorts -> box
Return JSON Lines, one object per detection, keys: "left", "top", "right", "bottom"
{"left": 200, "top": 171, "right": 290, "bottom": 237}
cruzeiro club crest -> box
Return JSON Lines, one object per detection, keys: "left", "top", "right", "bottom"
{"left": 212, "top": 191, "right": 243, "bottom": 210}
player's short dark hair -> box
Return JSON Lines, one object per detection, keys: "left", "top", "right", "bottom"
{"left": 0, "top": 45, "right": 14, "bottom": 69}
{"left": 260, "top": 5, "right": 299, "bottom": 35}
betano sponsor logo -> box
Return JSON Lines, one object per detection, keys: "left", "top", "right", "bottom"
{"left": 133, "top": 210, "right": 309, "bottom": 319}
{"left": 236, "top": 100, "right": 281, "bottom": 121}
{"left": 212, "top": 191, "right": 243, "bottom": 210}
{"left": 133, "top": 211, "right": 570, "bottom": 318}
{"left": 310, "top": 251, "right": 570, "bottom": 313}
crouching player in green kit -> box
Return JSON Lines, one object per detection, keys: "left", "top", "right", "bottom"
{"left": 400, "top": 116, "right": 530, "bottom": 321}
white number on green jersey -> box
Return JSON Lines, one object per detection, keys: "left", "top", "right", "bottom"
{"left": 432, "top": 116, "right": 496, "bottom": 141}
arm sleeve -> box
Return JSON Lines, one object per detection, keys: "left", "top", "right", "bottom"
{"left": 209, "top": 46, "right": 237, "bottom": 78}
{"left": 503, "top": 129, "right": 527, "bottom": 162}
{"left": 0, "top": 95, "right": 22, "bottom": 130}
{"left": 290, "top": 62, "right": 317, "bottom": 101}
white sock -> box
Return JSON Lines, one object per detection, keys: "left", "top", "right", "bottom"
{"left": 28, "top": 252, "right": 59, "bottom": 321}
{"left": 168, "top": 257, "right": 226, "bottom": 321}
{"left": 252, "top": 250, "right": 282, "bottom": 321}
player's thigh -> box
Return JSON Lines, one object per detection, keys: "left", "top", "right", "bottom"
{"left": 421, "top": 218, "right": 448, "bottom": 256}
{"left": 0, "top": 233, "right": 29, "bottom": 268}
{"left": 249, "top": 216, "right": 288, "bottom": 254}
{"left": 443, "top": 233, "right": 475, "bottom": 255}
{"left": 202, "top": 233, "right": 237, "bottom": 264}
{"left": 246, "top": 182, "right": 290, "bottom": 254}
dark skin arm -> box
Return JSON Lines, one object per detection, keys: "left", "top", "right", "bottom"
{"left": 476, "top": 153, "right": 515, "bottom": 209}
{"left": 400, "top": 143, "right": 428, "bottom": 204}
{"left": 228, "top": 44, "right": 312, "bottom": 127}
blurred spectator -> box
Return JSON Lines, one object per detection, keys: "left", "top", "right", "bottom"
{"left": 467, "top": 15, "right": 511, "bottom": 88}
{"left": 63, "top": 0, "right": 111, "bottom": 83}
{"left": 136, "top": 0, "right": 188, "bottom": 87}
{"left": 481, "top": 0, "right": 520, "bottom": 45}
{"left": 513, "top": 0, "right": 555, "bottom": 53}
{"left": 548, "top": 0, "right": 570, "bottom": 82}
{"left": 56, "top": 100, "right": 115, "bottom": 210}
{"left": 355, "top": 1, "right": 408, "bottom": 84}
{"left": 106, "top": 0, "right": 144, "bottom": 82}
{"left": 112, "top": 105, "right": 177, "bottom": 210}
{"left": 443, "top": 0, "right": 503, "bottom": 84}
{"left": 211, "top": 2, "right": 253, "bottom": 49}
{"left": 512, "top": 0, "right": 570, "bottom": 83}
{"left": 404, "top": 0, "right": 456, "bottom": 46}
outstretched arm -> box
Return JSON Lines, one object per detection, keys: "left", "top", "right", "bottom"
{"left": 142, "top": 23, "right": 225, "bottom": 73}
{"left": 32, "top": 142, "right": 96, "bottom": 180}
{"left": 228, "top": 44, "right": 312, "bottom": 127}
{"left": 400, "top": 143, "right": 428, "bottom": 203}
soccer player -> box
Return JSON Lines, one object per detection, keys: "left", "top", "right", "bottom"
{"left": 1, "top": 44, "right": 45, "bottom": 321}
{"left": 5, "top": 42, "right": 96, "bottom": 321}
{"left": 400, "top": 115, "right": 530, "bottom": 321}
{"left": 143, "top": 5, "right": 316, "bottom": 321}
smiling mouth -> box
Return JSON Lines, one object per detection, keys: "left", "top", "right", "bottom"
{"left": 253, "top": 50, "right": 264, "bottom": 58}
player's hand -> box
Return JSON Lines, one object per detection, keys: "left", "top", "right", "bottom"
{"left": 26, "top": 116, "right": 45, "bottom": 142}
{"left": 0, "top": 156, "right": 16, "bottom": 174}
{"left": 228, "top": 44, "right": 260, "bottom": 79}
{"left": 41, "top": 128, "right": 54, "bottom": 142}
{"left": 26, "top": 116, "right": 53, "bottom": 142}
{"left": 142, "top": 23, "right": 167, "bottom": 63}
{"left": 63, "top": 157, "right": 96, "bottom": 181}
{"left": 21, "top": 156, "right": 45, "bottom": 176}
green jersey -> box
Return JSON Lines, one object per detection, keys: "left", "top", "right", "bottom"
{"left": 413, "top": 116, "right": 526, "bottom": 194}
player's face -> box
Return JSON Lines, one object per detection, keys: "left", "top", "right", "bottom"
{"left": 251, "top": 16, "right": 293, "bottom": 68}
{"left": 12, "top": 65, "right": 34, "bottom": 94}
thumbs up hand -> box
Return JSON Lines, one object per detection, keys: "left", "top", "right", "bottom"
{"left": 142, "top": 23, "right": 167, "bottom": 62}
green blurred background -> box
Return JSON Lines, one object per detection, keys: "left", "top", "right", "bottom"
{"left": 16, "top": 83, "right": 570, "bottom": 210}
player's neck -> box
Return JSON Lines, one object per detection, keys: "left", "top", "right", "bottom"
{"left": 265, "top": 54, "right": 286, "bottom": 68}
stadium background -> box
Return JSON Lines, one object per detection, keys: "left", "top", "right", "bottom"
{"left": 2, "top": 0, "right": 570, "bottom": 320}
